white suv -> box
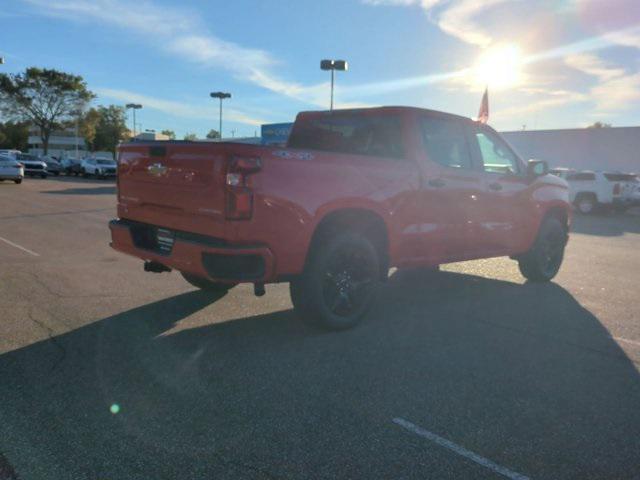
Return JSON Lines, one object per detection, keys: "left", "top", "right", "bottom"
{"left": 81, "top": 157, "right": 117, "bottom": 179}
{"left": 550, "top": 169, "right": 640, "bottom": 213}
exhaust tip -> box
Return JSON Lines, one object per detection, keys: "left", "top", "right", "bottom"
{"left": 144, "top": 261, "right": 171, "bottom": 273}
{"left": 254, "top": 283, "right": 266, "bottom": 297}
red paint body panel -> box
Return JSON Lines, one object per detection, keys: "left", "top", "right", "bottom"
{"left": 110, "top": 106, "right": 571, "bottom": 283}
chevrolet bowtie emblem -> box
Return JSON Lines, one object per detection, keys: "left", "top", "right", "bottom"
{"left": 147, "top": 163, "right": 167, "bottom": 176}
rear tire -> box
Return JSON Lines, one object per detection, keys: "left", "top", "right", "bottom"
{"left": 518, "top": 217, "right": 567, "bottom": 282}
{"left": 14, "top": 178, "right": 22, "bottom": 184}
{"left": 290, "top": 232, "right": 380, "bottom": 331}
{"left": 40, "top": 173, "right": 47, "bottom": 179}
{"left": 181, "top": 272, "right": 236, "bottom": 293}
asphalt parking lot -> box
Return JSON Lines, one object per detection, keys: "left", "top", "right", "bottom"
{"left": 1, "top": 177, "right": 639, "bottom": 480}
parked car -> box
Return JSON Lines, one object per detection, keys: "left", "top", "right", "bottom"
{"left": 0, "top": 149, "right": 21, "bottom": 158}
{"left": 16, "top": 153, "right": 48, "bottom": 178}
{"left": 40, "top": 155, "right": 62, "bottom": 176}
{"left": 555, "top": 169, "right": 639, "bottom": 213}
{"left": 81, "top": 157, "right": 117, "bottom": 179}
{"left": 110, "top": 106, "right": 571, "bottom": 331}
{"left": 61, "top": 157, "right": 83, "bottom": 175}
{"left": 0, "top": 154, "right": 24, "bottom": 184}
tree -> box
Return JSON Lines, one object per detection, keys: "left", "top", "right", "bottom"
{"left": 92, "top": 105, "right": 130, "bottom": 154}
{"left": 0, "top": 68, "right": 94, "bottom": 154}
{"left": 0, "top": 121, "right": 29, "bottom": 151}
{"left": 205, "top": 129, "right": 220, "bottom": 140}
{"left": 587, "top": 121, "right": 612, "bottom": 129}
{"left": 79, "top": 108, "right": 102, "bottom": 150}
{"left": 183, "top": 132, "right": 198, "bottom": 141}
{"left": 161, "top": 129, "right": 176, "bottom": 140}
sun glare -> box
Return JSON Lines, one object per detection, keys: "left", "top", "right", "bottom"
{"left": 473, "top": 44, "right": 523, "bottom": 90}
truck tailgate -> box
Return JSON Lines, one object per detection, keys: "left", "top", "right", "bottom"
{"left": 117, "top": 142, "right": 232, "bottom": 237}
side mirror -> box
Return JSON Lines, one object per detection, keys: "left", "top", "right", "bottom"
{"left": 527, "top": 159, "right": 548, "bottom": 177}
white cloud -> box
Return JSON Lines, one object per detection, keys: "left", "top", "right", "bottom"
{"left": 21, "top": 0, "right": 330, "bottom": 108}
{"left": 362, "top": 0, "right": 511, "bottom": 46}
{"left": 494, "top": 91, "right": 589, "bottom": 119}
{"left": 565, "top": 54, "right": 626, "bottom": 81}
{"left": 94, "top": 87, "right": 267, "bottom": 126}
{"left": 437, "top": 0, "right": 510, "bottom": 47}
{"left": 590, "top": 73, "right": 640, "bottom": 111}
{"left": 564, "top": 53, "right": 640, "bottom": 112}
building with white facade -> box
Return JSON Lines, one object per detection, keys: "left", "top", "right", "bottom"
{"left": 28, "top": 128, "right": 87, "bottom": 158}
{"left": 502, "top": 126, "right": 640, "bottom": 172}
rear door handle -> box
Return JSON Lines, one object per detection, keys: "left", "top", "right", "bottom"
{"left": 427, "top": 178, "right": 446, "bottom": 188}
{"left": 488, "top": 182, "right": 503, "bottom": 191}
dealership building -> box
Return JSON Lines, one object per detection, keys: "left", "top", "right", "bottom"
{"left": 502, "top": 126, "right": 640, "bottom": 173}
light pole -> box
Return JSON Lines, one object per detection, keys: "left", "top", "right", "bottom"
{"left": 320, "top": 59, "right": 348, "bottom": 110}
{"left": 210, "top": 92, "right": 231, "bottom": 140}
{"left": 73, "top": 102, "right": 87, "bottom": 160}
{"left": 125, "top": 103, "right": 142, "bottom": 137}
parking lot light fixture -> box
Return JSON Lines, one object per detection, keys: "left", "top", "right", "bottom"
{"left": 210, "top": 92, "right": 231, "bottom": 140}
{"left": 125, "top": 103, "right": 143, "bottom": 137}
{"left": 320, "top": 59, "right": 348, "bottom": 111}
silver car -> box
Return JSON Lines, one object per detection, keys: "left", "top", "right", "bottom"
{"left": 0, "top": 155, "right": 25, "bottom": 184}
{"left": 16, "top": 153, "right": 48, "bottom": 178}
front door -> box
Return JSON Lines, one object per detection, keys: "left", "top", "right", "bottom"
{"left": 413, "top": 115, "right": 485, "bottom": 264}
{"left": 468, "top": 125, "right": 531, "bottom": 255}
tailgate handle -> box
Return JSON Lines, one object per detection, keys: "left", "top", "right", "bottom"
{"left": 488, "top": 182, "right": 503, "bottom": 191}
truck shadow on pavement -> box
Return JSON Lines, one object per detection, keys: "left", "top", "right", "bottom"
{"left": 2, "top": 272, "right": 640, "bottom": 479}
{"left": 42, "top": 186, "right": 117, "bottom": 195}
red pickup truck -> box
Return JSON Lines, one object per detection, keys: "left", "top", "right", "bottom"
{"left": 110, "top": 106, "right": 570, "bottom": 330}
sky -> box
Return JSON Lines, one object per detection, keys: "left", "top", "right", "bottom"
{"left": 1, "top": 0, "right": 639, "bottom": 139}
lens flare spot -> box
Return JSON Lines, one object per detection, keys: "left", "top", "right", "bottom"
{"left": 473, "top": 44, "right": 523, "bottom": 90}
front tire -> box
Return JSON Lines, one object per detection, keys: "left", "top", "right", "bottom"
{"left": 181, "top": 272, "right": 236, "bottom": 293}
{"left": 290, "top": 232, "right": 380, "bottom": 331}
{"left": 518, "top": 217, "right": 567, "bottom": 282}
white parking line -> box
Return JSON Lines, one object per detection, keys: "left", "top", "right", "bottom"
{"left": 0, "top": 235, "right": 40, "bottom": 256}
{"left": 393, "top": 418, "right": 530, "bottom": 480}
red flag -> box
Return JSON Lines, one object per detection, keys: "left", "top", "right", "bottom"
{"left": 477, "top": 87, "right": 489, "bottom": 124}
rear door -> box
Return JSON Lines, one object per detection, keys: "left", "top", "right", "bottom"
{"left": 468, "top": 125, "right": 531, "bottom": 255}
{"left": 414, "top": 115, "right": 485, "bottom": 261}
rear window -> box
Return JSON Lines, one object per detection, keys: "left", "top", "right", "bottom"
{"left": 97, "top": 159, "right": 115, "bottom": 165}
{"left": 420, "top": 117, "right": 472, "bottom": 169}
{"left": 604, "top": 173, "right": 638, "bottom": 182}
{"left": 566, "top": 172, "right": 596, "bottom": 181}
{"left": 288, "top": 113, "right": 405, "bottom": 159}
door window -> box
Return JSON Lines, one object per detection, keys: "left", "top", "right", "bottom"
{"left": 474, "top": 129, "right": 521, "bottom": 175}
{"left": 421, "top": 117, "right": 473, "bottom": 169}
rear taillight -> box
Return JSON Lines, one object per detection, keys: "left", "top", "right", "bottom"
{"left": 613, "top": 183, "right": 621, "bottom": 195}
{"left": 225, "top": 157, "right": 262, "bottom": 220}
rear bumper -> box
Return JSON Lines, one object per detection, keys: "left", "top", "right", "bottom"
{"left": 109, "top": 219, "right": 276, "bottom": 283}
